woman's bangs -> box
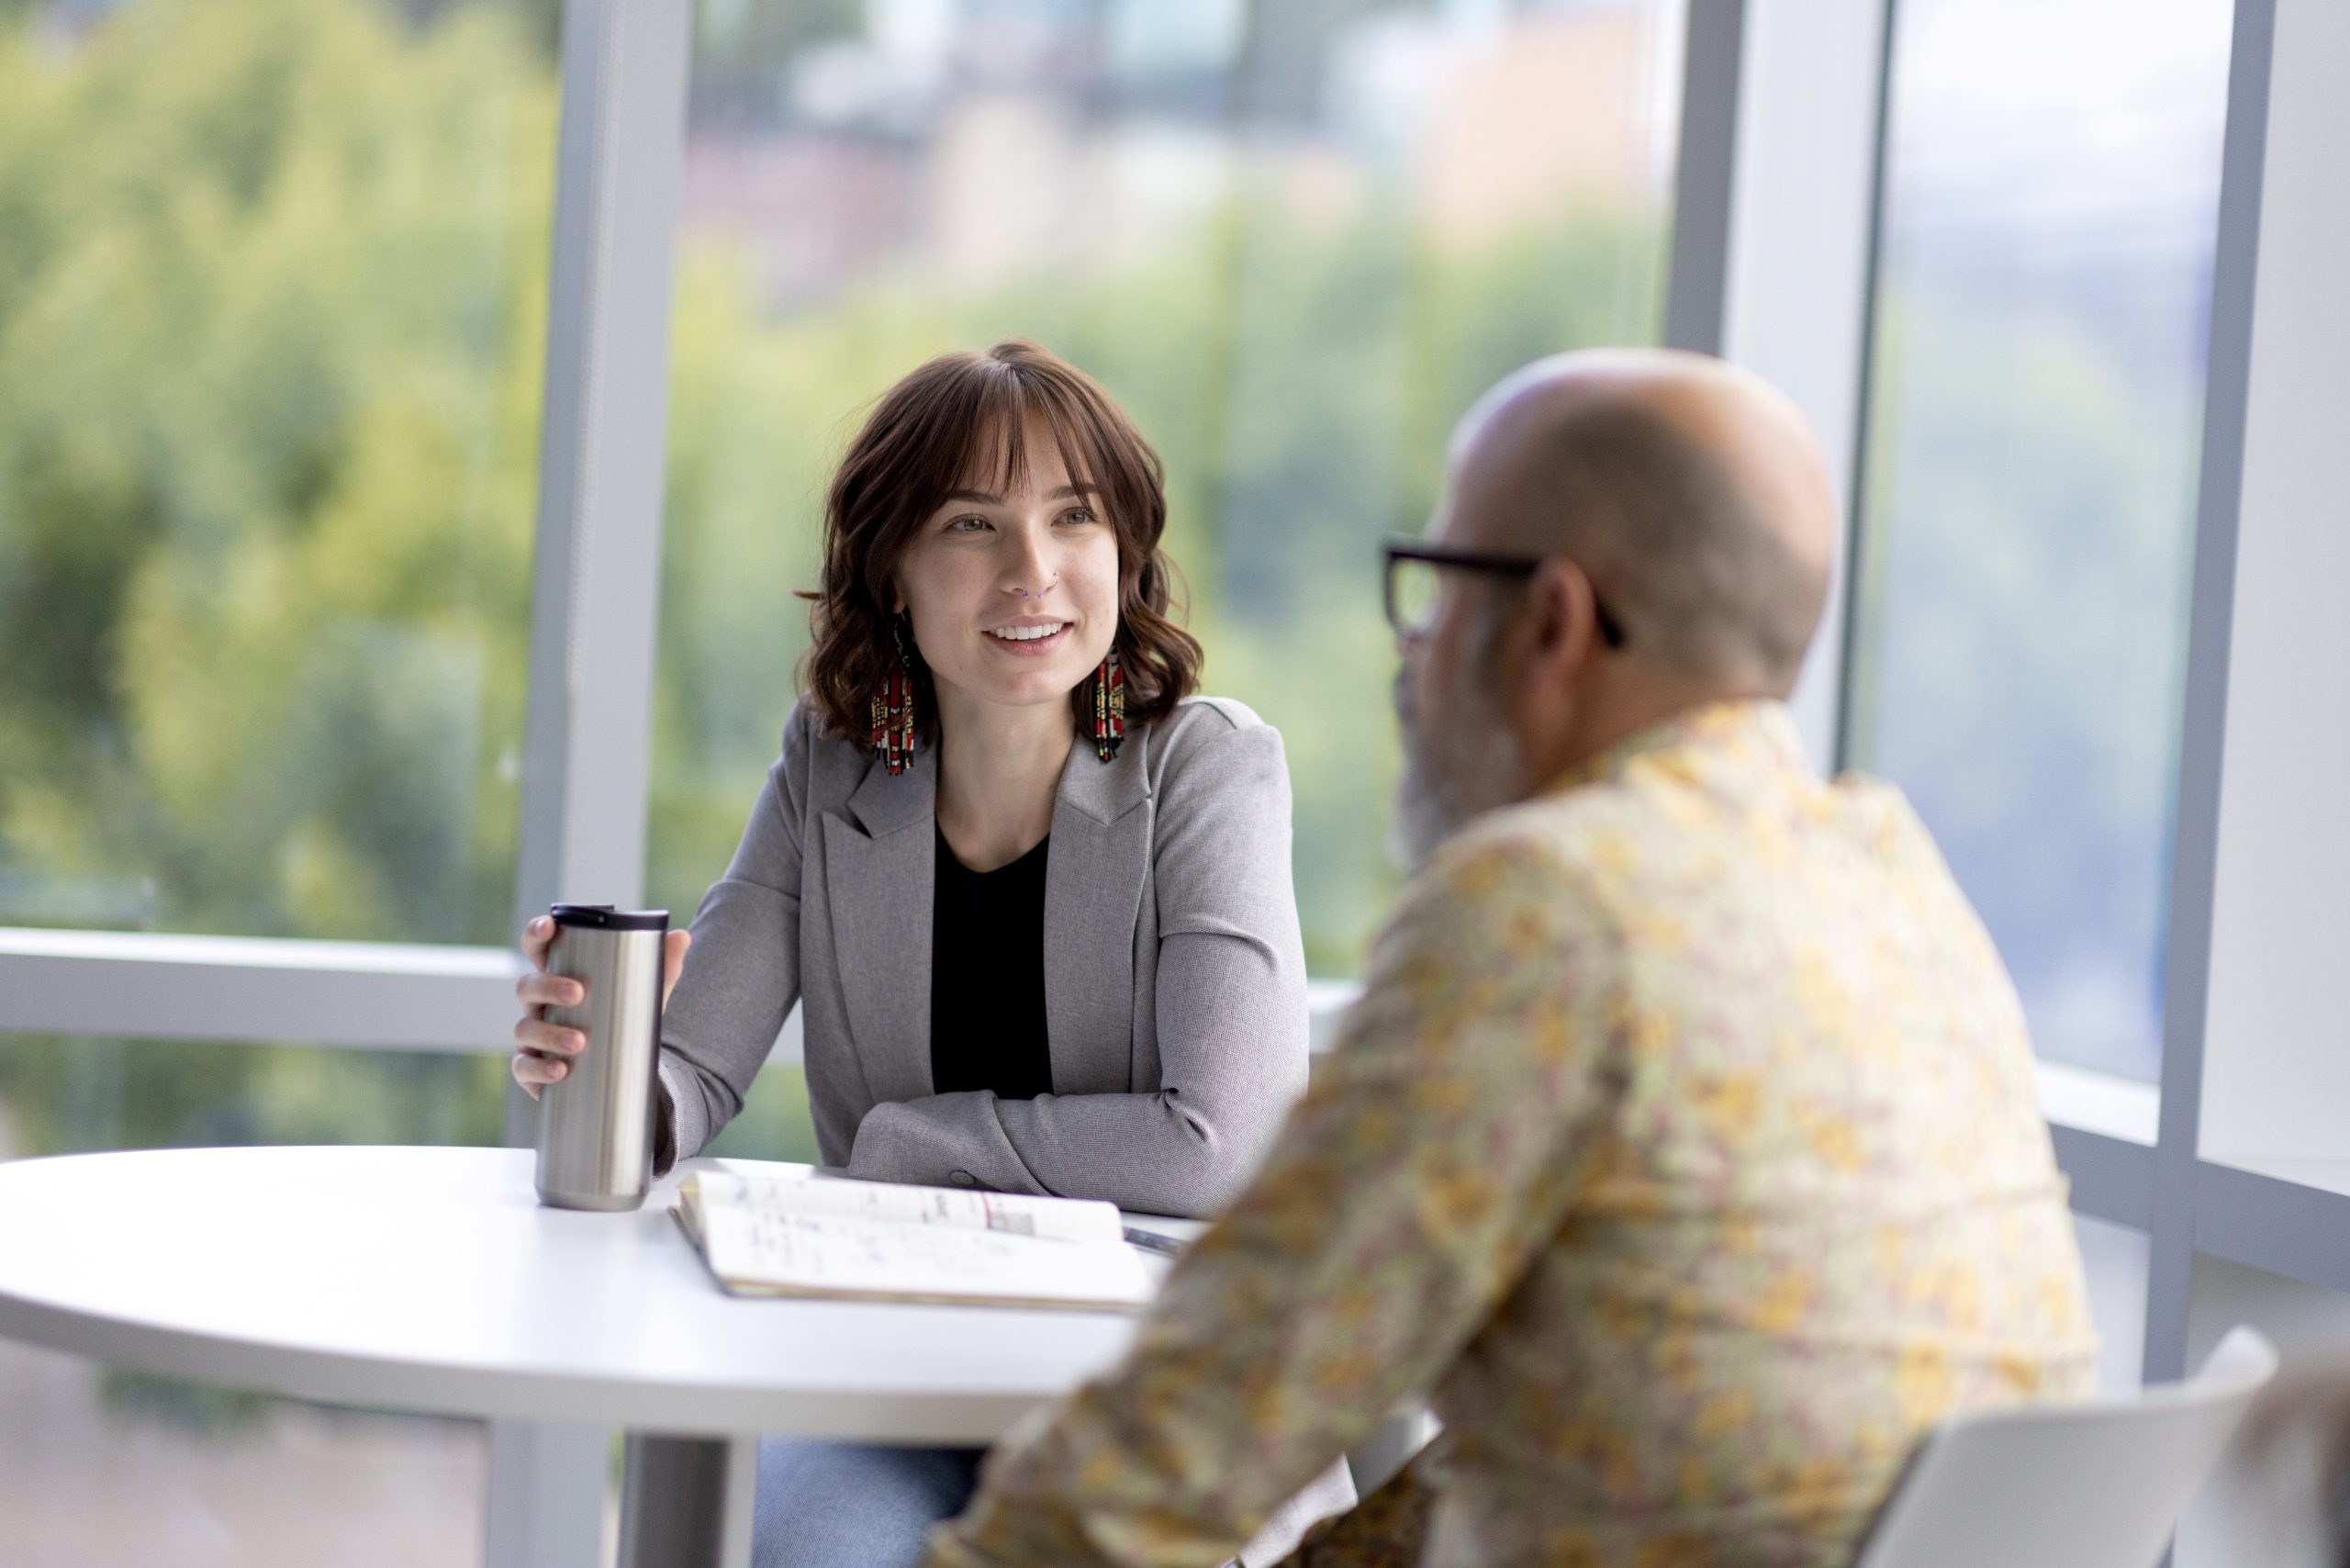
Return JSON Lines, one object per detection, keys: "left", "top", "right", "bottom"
{"left": 943, "top": 377, "right": 1028, "bottom": 500}
{"left": 944, "top": 378, "right": 1115, "bottom": 513}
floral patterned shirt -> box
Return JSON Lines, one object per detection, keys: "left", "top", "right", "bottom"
{"left": 923, "top": 700, "right": 2098, "bottom": 1568}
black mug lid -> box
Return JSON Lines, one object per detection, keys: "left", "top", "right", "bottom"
{"left": 549, "top": 903, "right": 670, "bottom": 932}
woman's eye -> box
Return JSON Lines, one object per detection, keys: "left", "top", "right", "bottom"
{"left": 1058, "top": 508, "right": 1097, "bottom": 526}
{"left": 947, "top": 515, "right": 989, "bottom": 533}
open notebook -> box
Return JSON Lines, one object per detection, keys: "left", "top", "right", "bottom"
{"left": 672, "top": 1165, "right": 1156, "bottom": 1312}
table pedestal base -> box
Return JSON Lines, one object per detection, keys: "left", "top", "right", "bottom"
{"left": 619, "top": 1431, "right": 759, "bottom": 1568}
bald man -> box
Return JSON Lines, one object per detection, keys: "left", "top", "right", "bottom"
{"left": 923, "top": 351, "right": 2097, "bottom": 1568}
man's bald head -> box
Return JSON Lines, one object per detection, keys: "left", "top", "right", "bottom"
{"left": 1444, "top": 349, "right": 1836, "bottom": 696}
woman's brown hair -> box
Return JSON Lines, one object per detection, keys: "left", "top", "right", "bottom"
{"left": 798, "top": 340, "right": 1203, "bottom": 748}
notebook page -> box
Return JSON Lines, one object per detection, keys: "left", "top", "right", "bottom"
{"left": 696, "top": 1204, "right": 1152, "bottom": 1309}
{"left": 692, "top": 1170, "right": 1124, "bottom": 1247}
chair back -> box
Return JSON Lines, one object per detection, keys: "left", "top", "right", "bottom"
{"left": 1847, "top": 1326, "right": 2278, "bottom": 1568}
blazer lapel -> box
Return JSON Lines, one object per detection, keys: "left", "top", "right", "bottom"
{"left": 823, "top": 745, "right": 937, "bottom": 1104}
{"left": 1043, "top": 727, "right": 1152, "bottom": 1095}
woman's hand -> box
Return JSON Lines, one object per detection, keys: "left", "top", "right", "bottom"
{"left": 509, "top": 917, "right": 694, "bottom": 1099}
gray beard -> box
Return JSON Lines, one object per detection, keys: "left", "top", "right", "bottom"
{"left": 1390, "top": 664, "right": 1526, "bottom": 871}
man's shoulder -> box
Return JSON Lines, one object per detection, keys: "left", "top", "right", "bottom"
{"left": 1423, "top": 768, "right": 1785, "bottom": 931}
{"left": 1480, "top": 756, "right": 1920, "bottom": 871}
{"left": 1441, "top": 758, "right": 1991, "bottom": 960}
{"left": 1410, "top": 802, "right": 1613, "bottom": 933}
{"left": 1451, "top": 774, "right": 1672, "bottom": 873}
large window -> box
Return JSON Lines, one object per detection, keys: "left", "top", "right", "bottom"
{"left": 0, "top": 0, "right": 553, "bottom": 950}
{"left": 0, "top": 0, "right": 559, "bottom": 1561}
{"left": 1843, "top": 0, "right": 2234, "bottom": 1083}
{"left": 646, "top": 0, "right": 1687, "bottom": 992}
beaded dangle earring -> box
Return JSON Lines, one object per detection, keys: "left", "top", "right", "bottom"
{"left": 870, "top": 617, "right": 917, "bottom": 775}
{"left": 1090, "top": 646, "right": 1125, "bottom": 763}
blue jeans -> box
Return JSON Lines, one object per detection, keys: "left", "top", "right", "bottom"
{"left": 751, "top": 1439, "right": 987, "bottom": 1568}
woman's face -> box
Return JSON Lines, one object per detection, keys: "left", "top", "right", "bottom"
{"left": 893, "top": 420, "right": 1123, "bottom": 724}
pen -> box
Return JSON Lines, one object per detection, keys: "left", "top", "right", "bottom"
{"left": 1123, "top": 1226, "right": 1184, "bottom": 1258}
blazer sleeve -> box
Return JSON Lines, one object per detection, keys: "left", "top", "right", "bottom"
{"left": 847, "top": 719, "right": 1310, "bottom": 1217}
{"left": 651, "top": 703, "right": 811, "bottom": 1175}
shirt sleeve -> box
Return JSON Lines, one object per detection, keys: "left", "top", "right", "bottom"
{"left": 921, "top": 822, "right": 1630, "bottom": 1568}
{"left": 653, "top": 700, "right": 813, "bottom": 1174}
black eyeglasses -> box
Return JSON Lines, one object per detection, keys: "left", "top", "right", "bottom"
{"left": 1382, "top": 538, "right": 1627, "bottom": 648}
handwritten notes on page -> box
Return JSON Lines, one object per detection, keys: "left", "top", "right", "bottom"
{"left": 677, "top": 1169, "right": 1152, "bottom": 1311}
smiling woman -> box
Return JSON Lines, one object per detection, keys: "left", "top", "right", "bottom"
{"left": 798, "top": 340, "right": 1202, "bottom": 779}
{"left": 505, "top": 340, "right": 1353, "bottom": 1567}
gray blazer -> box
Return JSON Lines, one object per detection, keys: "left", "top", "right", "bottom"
{"left": 653, "top": 693, "right": 1355, "bottom": 1559}
{"left": 654, "top": 694, "right": 1311, "bottom": 1219}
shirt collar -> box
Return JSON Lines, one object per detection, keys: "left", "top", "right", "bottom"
{"left": 1535, "top": 699, "right": 1811, "bottom": 798}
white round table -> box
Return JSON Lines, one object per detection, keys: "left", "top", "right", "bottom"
{"left": 0, "top": 1145, "right": 1190, "bottom": 1567}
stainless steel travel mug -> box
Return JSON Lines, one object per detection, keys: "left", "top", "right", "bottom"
{"left": 535, "top": 903, "right": 669, "bottom": 1212}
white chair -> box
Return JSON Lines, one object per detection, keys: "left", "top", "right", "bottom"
{"left": 1848, "top": 1326, "right": 2279, "bottom": 1568}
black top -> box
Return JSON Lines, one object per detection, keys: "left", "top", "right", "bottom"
{"left": 930, "top": 823, "right": 1054, "bottom": 1101}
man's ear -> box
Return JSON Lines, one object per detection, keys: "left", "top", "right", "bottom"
{"left": 1521, "top": 557, "right": 1601, "bottom": 702}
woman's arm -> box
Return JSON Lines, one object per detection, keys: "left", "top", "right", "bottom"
{"left": 653, "top": 703, "right": 813, "bottom": 1174}
{"left": 848, "top": 715, "right": 1310, "bottom": 1217}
